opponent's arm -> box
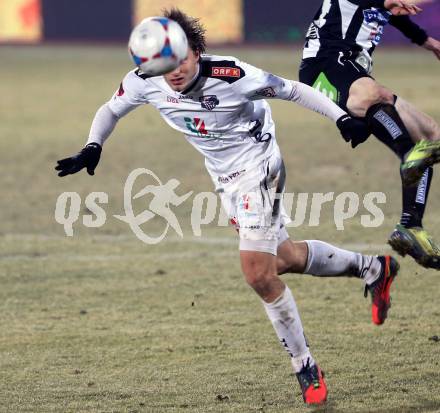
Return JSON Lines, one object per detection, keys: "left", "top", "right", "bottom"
{"left": 423, "top": 37, "right": 440, "bottom": 60}
{"left": 389, "top": 15, "right": 427, "bottom": 44}
{"left": 389, "top": 16, "right": 440, "bottom": 60}
{"left": 348, "top": 0, "right": 422, "bottom": 15}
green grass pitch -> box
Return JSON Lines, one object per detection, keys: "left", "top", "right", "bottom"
{"left": 0, "top": 45, "right": 440, "bottom": 412}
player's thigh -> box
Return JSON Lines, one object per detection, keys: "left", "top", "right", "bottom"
{"left": 240, "top": 249, "right": 277, "bottom": 283}
{"left": 395, "top": 96, "right": 440, "bottom": 141}
{"left": 347, "top": 77, "right": 394, "bottom": 117}
{"left": 276, "top": 239, "right": 308, "bottom": 275}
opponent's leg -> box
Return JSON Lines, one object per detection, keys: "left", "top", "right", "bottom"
{"left": 395, "top": 96, "right": 440, "bottom": 143}
{"left": 241, "top": 249, "right": 327, "bottom": 405}
{"left": 277, "top": 239, "right": 399, "bottom": 325}
{"left": 395, "top": 96, "right": 440, "bottom": 186}
{"left": 347, "top": 78, "right": 440, "bottom": 269}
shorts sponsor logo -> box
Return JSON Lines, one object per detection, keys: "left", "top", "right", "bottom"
{"left": 199, "top": 95, "right": 219, "bottom": 111}
{"left": 218, "top": 169, "right": 246, "bottom": 184}
{"left": 212, "top": 67, "right": 240, "bottom": 78}
{"left": 312, "top": 72, "right": 339, "bottom": 103}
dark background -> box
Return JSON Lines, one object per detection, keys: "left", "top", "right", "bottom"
{"left": 40, "top": 0, "right": 440, "bottom": 43}
{"left": 42, "top": 0, "right": 133, "bottom": 41}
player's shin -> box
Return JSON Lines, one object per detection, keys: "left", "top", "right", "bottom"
{"left": 304, "top": 240, "right": 381, "bottom": 285}
{"left": 400, "top": 166, "right": 433, "bottom": 228}
{"left": 365, "top": 101, "right": 414, "bottom": 159}
{"left": 262, "top": 286, "right": 314, "bottom": 372}
{"left": 303, "top": 241, "right": 399, "bottom": 325}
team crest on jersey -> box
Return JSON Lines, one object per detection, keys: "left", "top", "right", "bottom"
{"left": 199, "top": 95, "right": 219, "bottom": 111}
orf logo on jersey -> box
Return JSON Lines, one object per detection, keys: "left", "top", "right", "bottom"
{"left": 212, "top": 67, "right": 241, "bottom": 78}
{"left": 199, "top": 95, "right": 219, "bottom": 111}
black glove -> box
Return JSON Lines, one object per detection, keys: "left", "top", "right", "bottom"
{"left": 55, "top": 143, "right": 102, "bottom": 177}
{"left": 336, "top": 115, "right": 371, "bottom": 148}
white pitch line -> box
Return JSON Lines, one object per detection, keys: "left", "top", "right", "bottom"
{"left": 1, "top": 233, "right": 391, "bottom": 261}
{"left": 0, "top": 250, "right": 237, "bottom": 262}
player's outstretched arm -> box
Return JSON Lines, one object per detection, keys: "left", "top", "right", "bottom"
{"left": 288, "top": 81, "right": 370, "bottom": 148}
{"left": 55, "top": 103, "right": 119, "bottom": 177}
{"left": 223, "top": 61, "right": 370, "bottom": 147}
{"left": 55, "top": 69, "right": 149, "bottom": 177}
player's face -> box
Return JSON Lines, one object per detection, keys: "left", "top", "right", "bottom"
{"left": 164, "top": 48, "right": 200, "bottom": 92}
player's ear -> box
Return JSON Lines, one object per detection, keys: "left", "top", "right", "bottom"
{"left": 193, "top": 50, "right": 200, "bottom": 61}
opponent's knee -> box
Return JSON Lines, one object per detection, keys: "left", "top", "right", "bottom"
{"left": 426, "top": 119, "right": 440, "bottom": 141}
{"left": 347, "top": 79, "right": 394, "bottom": 117}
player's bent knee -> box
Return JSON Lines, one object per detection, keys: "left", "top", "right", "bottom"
{"left": 245, "top": 273, "right": 273, "bottom": 292}
{"left": 277, "top": 240, "right": 308, "bottom": 275}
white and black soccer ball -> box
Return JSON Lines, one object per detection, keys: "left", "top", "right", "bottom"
{"left": 128, "top": 17, "right": 189, "bottom": 76}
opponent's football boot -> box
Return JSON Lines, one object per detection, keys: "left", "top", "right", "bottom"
{"left": 296, "top": 362, "right": 327, "bottom": 405}
{"left": 364, "top": 256, "right": 399, "bottom": 325}
{"left": 388, "top": 224, "right": 440, "bottom": 270}
{"left": 400, "top": 140, "right": 440, "bottom": 187}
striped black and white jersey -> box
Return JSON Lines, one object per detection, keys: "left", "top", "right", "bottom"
{"left": 303, "top": 0, "right": 428, "bottom": 59}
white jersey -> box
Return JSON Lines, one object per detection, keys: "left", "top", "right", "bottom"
{"left": 90, "top": 54, "right": 345, "bottom": 180}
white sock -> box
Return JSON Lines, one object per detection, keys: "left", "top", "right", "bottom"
{"left": 262, "top": 286, "right": 315, "bottom": 373}
{"left": 304, "top": 240, "right": 382, "bottom": 285}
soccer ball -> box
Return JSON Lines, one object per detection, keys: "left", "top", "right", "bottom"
{"left": 128, "top": 17, "right": 189, "bottom": 76}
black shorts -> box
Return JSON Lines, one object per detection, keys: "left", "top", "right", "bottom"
{"left": 298, "top": 52, "right": 372, "bottom": 112}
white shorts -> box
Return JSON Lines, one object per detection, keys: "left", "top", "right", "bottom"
{"left": 215, "top": 151, "right": 291, "bottom": 255}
